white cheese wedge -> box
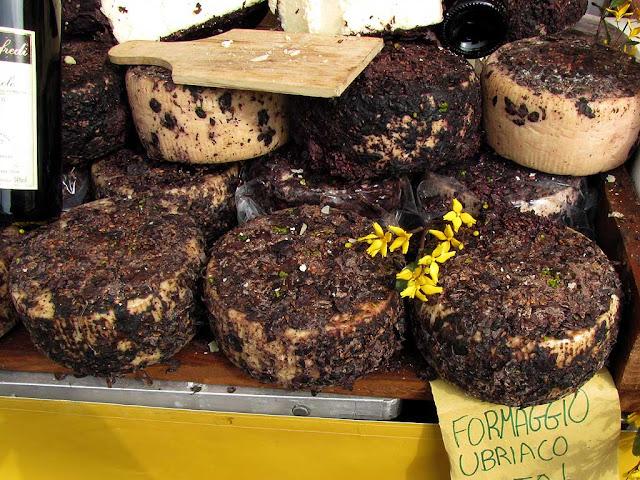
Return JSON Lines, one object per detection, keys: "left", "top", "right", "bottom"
{"left": 126, "top": 66, "right": 289, "bottom": 165}
{"left": 101, "top": 0, "right": 265, "bottom": 43}
{"left": 269, "top": 0, "right": 443, "bottom": 35}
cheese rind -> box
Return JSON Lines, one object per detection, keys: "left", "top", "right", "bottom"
{"left": 269, "top": 0, "right": 443, "bottom": 35}
{"left": 126, "top": 66, "right": 289, "bottom": 165}
{"left": 482, "top": 35, "right": 640, "bottom": 176}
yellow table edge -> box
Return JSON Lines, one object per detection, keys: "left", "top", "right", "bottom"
{"left": 0, "top": 396, "right": 634, "bottom": 479}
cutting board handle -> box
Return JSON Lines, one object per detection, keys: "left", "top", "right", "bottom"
{"left": 109, "top": 41, "right": 183, "bottom": 71}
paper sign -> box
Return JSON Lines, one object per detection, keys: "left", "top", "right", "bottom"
{"left": 430, "top": 370, "right": 620, "bottom": 480}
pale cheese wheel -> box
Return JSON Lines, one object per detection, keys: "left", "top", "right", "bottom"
{"left": 126, "top": 65, "right": 289, "bottom": 165}
{"left": 482, "top": 34, "right": 640, "bottom": 176}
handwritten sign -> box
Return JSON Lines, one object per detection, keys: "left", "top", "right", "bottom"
{"left": 430, "top": 370, "right": 620, "bottom": 480}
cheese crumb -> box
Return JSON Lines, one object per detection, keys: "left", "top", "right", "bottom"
{"left": 321, "top": 205, "right": 331, "bottom": 214}
{"left": 64, "top": 55, "right": 77, "bottom": 65}
{"left": 299, "top": 264, "right": 308, "bottom": 272}
{"left": 221, "top": 40, "right": 233, "bottom": 48}
{"left": 250, "top": 53, "right": 270, "bottom": 62}
{"left": 300, "top": 223, "right": 308, "bottom": 235}
{"left": 284, "top": 49, "right": 300, "bottom": 57}
{"left": 606, "top": 175, "right": 616, "bottom": 183}
{"left": 609, "top": 211, "right": 625, "bottom": 219}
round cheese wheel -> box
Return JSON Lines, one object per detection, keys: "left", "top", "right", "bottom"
{"left": 9, "top": 197, "right": 206, "bottom": 376}
{"left": 482, "top": 34, "right": 640, "bottom": 176}
{"left": 505, "top": 0, "right": 588, "bottom": 41}
{"left": 0, "top": 226, "right": 27, "bottom": 339}
{"left": 412, "top": 205, "right": 621, "bottom": 406}
{"left": 92, "top": 149, "right": 239, "bottom": 245}
{"left": 126, "top": 66, "right": 289, "bottom": 165}
{"left": 203, "top": 205, "right": 405, "bottom": 389}
{"left": 62, "top": 39, "right": 129, "bottom": 168}
{"left": 292, "top": 41, "right": 482, "bottom": 180}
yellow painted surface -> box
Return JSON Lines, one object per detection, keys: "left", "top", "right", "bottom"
{"left": 0, "top": 396, "right": 635, "bottom": 480}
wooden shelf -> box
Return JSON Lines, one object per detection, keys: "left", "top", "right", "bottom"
{"left": 2, "top": 165, "right": 640, "bottom": 412}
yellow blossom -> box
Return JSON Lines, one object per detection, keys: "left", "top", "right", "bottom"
{"left": 418, "top": 242, "right": 456, "bottom": 282}
{"left": 628, "top": 19, "right": 640, "bottom": 39}
{"left": 443, "top": 198, "right": 477, "bottom": 232}
{"left": 397, "top": 267, "right": 442, "bottom": 301}
{"left": 607, "top": 1, "right": 633, "bottom": 21}
{"left": 624, "top": 43, "right": 638, "bottom": 55}
{"left": 429, "top": 224, "right": 464, "bottom": 250}
{"left": 628, "top": 412, "right": 640, "bottom": 428}
{"left": 358, "top": 222, "right": 393, "bottom": 257}
{"left": 388, "top": 225, "right": 413, "bottom": 254}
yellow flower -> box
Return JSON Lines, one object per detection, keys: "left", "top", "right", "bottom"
{"left": 418, "top": 242, "right": 456, "bottom": 282}
{"left": 625, "top": 467, "right": 640, "bottom": 479}
{"left": 607, "top": 1, "right": 633, "bottom": 21}
{"left": 398, "top": 267, "right": 442, "bottom": 301}
{"left": 358, "top": 222, "right": 393, "bottom": 257}
{"left": 388, "top": 226, "right": 413, "bottom": 254}
{"left": 624, "top": 43, "right": 638, "bottom": 55}
{"left": 429, "top": 224, "right": 464, "bottom": 250}
{"left": 628, "top": 19, "right": 640, "bottom": 39}
{"left": 443, "top": 198, "right": 477, "bottom": 232}
{"left": 628, "top": 412, "right": 640, "bottom": 428}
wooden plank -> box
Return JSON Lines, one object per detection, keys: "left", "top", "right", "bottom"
{"left": 0, "top": 326, "right": 433, "bottom": 400}
{"left": 596, "top": 166, "right": 640, "bottom": 393}
{"left": 108, "top": 29, "right": 383, "bottom": 98}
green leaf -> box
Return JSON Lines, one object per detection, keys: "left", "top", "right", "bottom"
{"left": 632, "top": 431, "right": 640, "bottom": 456}
{"left": 610, "top": 0, "right": 629, "bottom": 9}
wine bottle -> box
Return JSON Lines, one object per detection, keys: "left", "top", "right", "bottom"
{"left": 0, "top": 0, "right": 62, "bottom": 222}
{"left": 440, "top": 0, "right": 509, "bottom": 59}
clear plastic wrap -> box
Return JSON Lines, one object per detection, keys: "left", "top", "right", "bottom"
{"left": 416, "top": 147, "right": 599, "bottom": 237}
{"left": 236, "top": 149, "right": 421, "bottom": 229}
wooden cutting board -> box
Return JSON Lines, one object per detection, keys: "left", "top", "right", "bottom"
{"left": 108, "top": 29, "right": 383, "bottom": 98}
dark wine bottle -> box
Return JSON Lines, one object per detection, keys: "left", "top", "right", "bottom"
{"left": 0, "top": 0, "right": 62, "bottom": 222}
{"left": 440, "top": 0, "right": 509, "bottom": 59}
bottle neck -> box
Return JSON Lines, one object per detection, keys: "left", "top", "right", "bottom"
{"left": 441, "top": 0, "right": 509, "bottom": 58}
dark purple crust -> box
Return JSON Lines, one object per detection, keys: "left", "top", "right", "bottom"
{"left": 418, "top": 144, "right": 590, "bottom": 230}
{"left": 61, "top": 0, "right": 111, "bottom": 38}
{"left": 91, "top": 149, "right": 239, "bottom": 245}
{"left": 62, "top": 39, "right": 130, "bottom": 167}
{"left": 160, "top": 2, "right": 269, "bottom": 41}
{"left": 291, "top": 41, "right": 482, "bottom": 180}
{"left": 505, "top": 0, "right": 587, "bottom": 41}
{"left": 412, "top": 205, "right": 621, "bottom": 406}
{"left": 244, "top": 147, "right": 405, "bottom": 219}
{"left": 204, "top": 205, "right": 406, "bottom": 389}
{"left": 488, "top": 34, "right": 640, "bottom": 102}
{"left": 0, "top": 226, "right": 30, "bottom": 338}
{"left": 9, "top": 197, "right": 206, "bottom": 376}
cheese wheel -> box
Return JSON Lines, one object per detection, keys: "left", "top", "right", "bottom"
{"left": 126, "top": 66, "right": 289, "bottom": 165}
{"left": 482, "top": 34, "right": 640, "bottom": 176}
{"left": 62, "top": 39, "right": 129, "bottom": 168}
{"left": 203, "top": 205, "right": 405, "bottom": 389}
{"left": 412, "top": 205, "right": 621, "bottom": 406}
{"left": 9, "top": 197, "right": 206, "bottom": 376}
{"left": 92, "top": 149, "right": 239, "bottom": 245}
{"left": 268, "top": 0, "right": 443, "bottom": 36}
{"left": 292, "top": 41, "right": 482, "bottom": 180}
{"left": 0, "top": 226, "right": 27, "bottom": 339}
{"left": 505, "top": 0, "right": 587, "bottom": 41}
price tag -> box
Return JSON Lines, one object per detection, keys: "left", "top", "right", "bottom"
{"left": 431, "top": 370, "right": 620, "bottom": 480}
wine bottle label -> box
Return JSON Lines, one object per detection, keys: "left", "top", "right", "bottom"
{"left": 0, "top": 26, "right": 37, "bottom": 190}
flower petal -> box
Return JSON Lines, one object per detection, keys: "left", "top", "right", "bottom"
{"left": 396, "top": 268, "right": 413, "bottom": 280}
{"left": 401, "top": 240, "right": 410, "bottom": 255}
{"left": 452, "top": 216, "right": 463, "bottom": 232}
{"left": 443, "top": 211, "right": 457, "bottom": 223}
{"left": 389, "top": 237, "right": 405, "bottom": 252}
{"left": 435, "top": 251, "right": 456, "bottom": 263}
{"left": 444, "top": 224, "right": 455, "bottom": 239}
{"left": 429, "top": 229, "right": 448, "bottom": 241}
{"left": 388, "top": 225, "right": 408, "bottom": 237}
{"left": 400, "top": 285, "right": 417, "bottom": 298}
{"left": 460, "top": 212, "right": 477, "bottom": 227}
{"left": 452, "top": 198, "right": 463, "bottom": 214}
{"left": 357, "top": 234, "right": 377, "bottom": 243}
{"left": 421, "top": 284, "right": 443, "bottom": 295}
{"left": 429, "top": 262, "right": 439, "bottom": 283}
{"left": 415, "top": 290, "right": 427, "bottom": 302}
{"left": 418, "top": 255, "right": 432, "bottom": 266}
{"left": 373, "top": 222, "right": 385, "bottom": 238}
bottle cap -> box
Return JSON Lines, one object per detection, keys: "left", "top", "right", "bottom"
{"left": 442, "top": 0, "right": 509, "bottom": 58}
